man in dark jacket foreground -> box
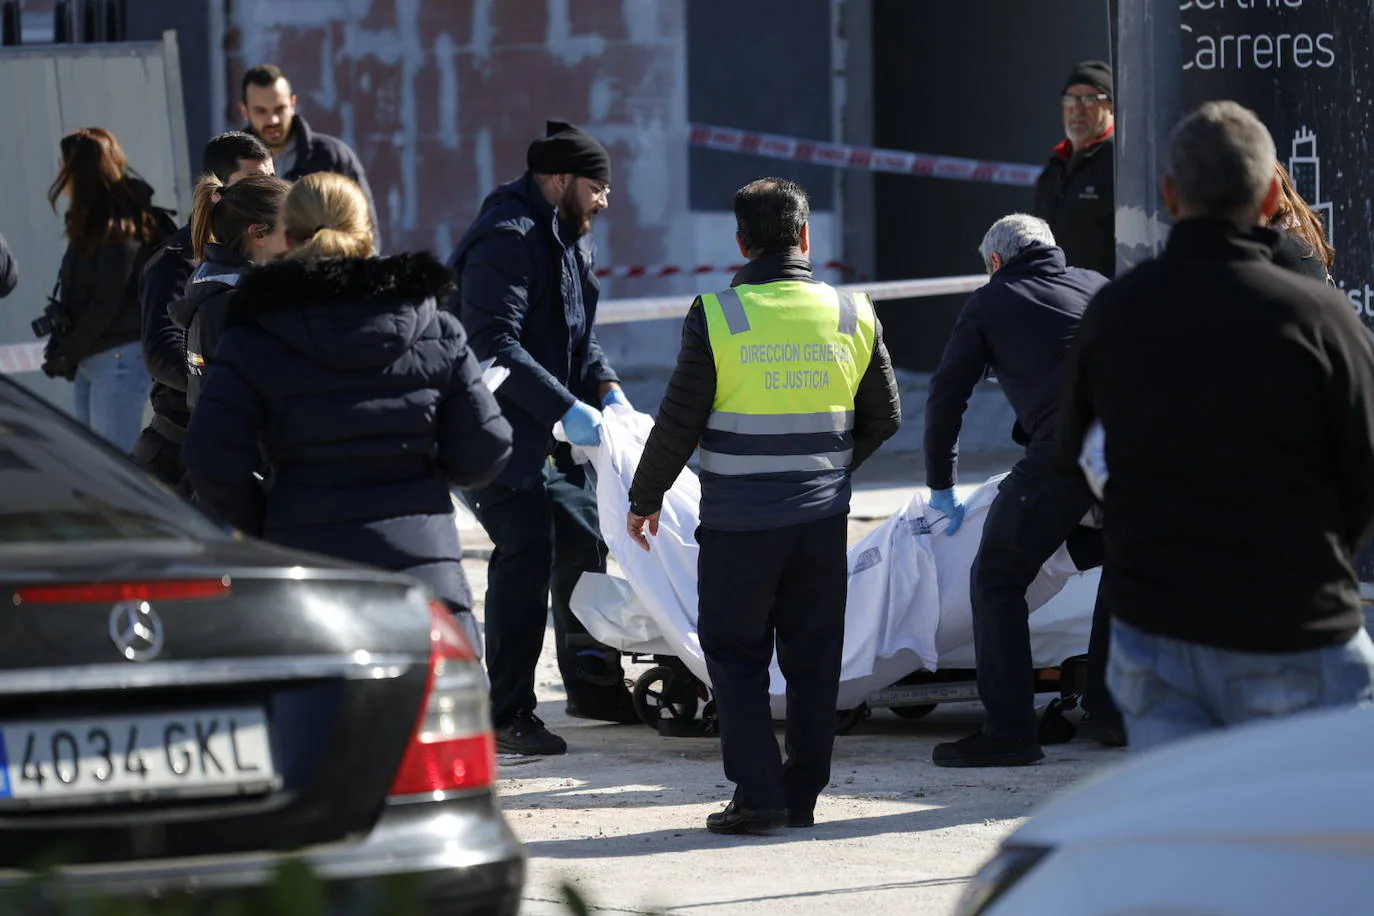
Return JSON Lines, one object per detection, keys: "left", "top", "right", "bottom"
{"left": 448, "top": 121, "right": 633, "bottom": 754}
{"left": 240, "top": 64, "right": 380, "bottom": 250}
{"left": 628, "top": 179, "right": 901, "bottom": 833}
{"left": 1060, "top": 100, "right": 1374, "bottom": 753}
{"left": 1033, "top": 61, "right": 1116, "bottom": 278}
{"left": 925, "top": 214, "right": 1108, "bottom": 768}
{"left": 133, "top": 131, "right": 273, "bottom": 489}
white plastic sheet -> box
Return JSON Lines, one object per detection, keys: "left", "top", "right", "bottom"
{"left": 569, "top": 407, "right": 1099, "bottom": 709}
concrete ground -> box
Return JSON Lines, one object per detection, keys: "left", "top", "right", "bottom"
{"left": 458, "top": 464, "right": 1126, "bottom": 916}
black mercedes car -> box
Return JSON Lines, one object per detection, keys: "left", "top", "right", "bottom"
{"left": 0, "top": 377, "right": 523, "bottom": 914}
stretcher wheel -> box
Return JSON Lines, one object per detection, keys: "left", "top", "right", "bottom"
{"left": 835, "top": 703, "right": 870, "bottom": 735}
{"left": 890, "top": 704, "right": 937, "bottom": 721}
{"left": 632, "top": 666, "right": 700, "bottom": 728}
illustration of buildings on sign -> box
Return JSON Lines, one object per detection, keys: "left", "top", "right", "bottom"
{"left": 1289, "top": 127, "right": 1334, "bottom": 247}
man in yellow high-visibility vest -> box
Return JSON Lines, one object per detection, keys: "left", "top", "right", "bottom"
{"left": 627, "top": 178, "right": 901, "bottom": 834}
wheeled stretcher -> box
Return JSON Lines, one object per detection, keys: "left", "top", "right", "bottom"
{"left": 567, "top": 407, "right": 1102, "bottom": 735}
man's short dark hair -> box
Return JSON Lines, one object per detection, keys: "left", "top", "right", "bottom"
{"left": 201, "top": 131, "right": 272, "bottom": 183}
{"left": 734, "top": 178, "right": 810, "bottom": 256}
{"left": 242, "top": 64, "right": 289, "bottom": 103}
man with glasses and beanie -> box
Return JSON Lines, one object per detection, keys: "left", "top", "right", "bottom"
{"left": 626, "top": 178, "right": 901, "bottom": 833}
{"left": 1034, "top": 60, "right": 1116, "bottom": 279}
{"left": 1032, "top": 59, "right": 1125, "bottom": 747}
{"left": 448, "top": 120, "right": 635, "bottom": 756}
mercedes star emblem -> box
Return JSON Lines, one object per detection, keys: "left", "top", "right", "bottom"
{"left": 108, "top": 601, "right": 164, "bottom": 662}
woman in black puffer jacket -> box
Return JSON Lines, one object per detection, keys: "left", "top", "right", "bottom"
{"left": 183, "top": 172, "right": 513, "bottom": 630}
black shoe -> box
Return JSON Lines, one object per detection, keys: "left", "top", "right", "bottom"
{"left": 785, "top": 807, "right": 815, "bottom": 828}
{"left": 1080, "top": 714, "right": 1129, "bottom": 748}
{"left": 565, "top": 687, "right": 641, "bottom": 725}
{"left": 705, "top": 801, "right": 786, "bottom": 835}
{"left": 495, "top": 712, "right": 567, "bottom": 756}
{"left": 932, "top": 732, "right": 1044, "bottom": 768}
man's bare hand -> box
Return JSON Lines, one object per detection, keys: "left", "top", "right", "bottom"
{"left": 627, "top": 510, "right": 660, "bottom": 552}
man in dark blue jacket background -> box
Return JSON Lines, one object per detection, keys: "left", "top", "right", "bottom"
{"left": 132, "top": 132, "right": 273, "bottom": 490}
{"left": 240, "top": 64, "right": 380, "bottom": 252}
{"left": 448, "top": 120, "right": 633, "bottom": 755}
{"left": 924, "top": 214, "right": 1108, "bottom": 768}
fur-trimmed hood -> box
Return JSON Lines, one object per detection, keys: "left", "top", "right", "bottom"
{"left": 226, "top": 251, "right": 456, "bottom": 370}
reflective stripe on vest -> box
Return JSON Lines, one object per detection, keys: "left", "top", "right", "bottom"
{"left": 699, "top": 280, "right": 875, "bottom": 477}
{"left": 698, "top": 449, "right": 855, "bottom": 476}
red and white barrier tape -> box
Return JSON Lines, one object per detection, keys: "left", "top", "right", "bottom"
{"left": 595, "top": 274, "right": 988, "bottom": 325}
{"left": 595, "top": 260, "right": 850, "bottom": 279}
{"left": 0, "top": 342, "right": 44, "bottom": 375}
{"left": 0, "top": 275, "right": 988, "bottom": 374}
{"left": 690, "top": 124, "right": 1043, "bottom": 188}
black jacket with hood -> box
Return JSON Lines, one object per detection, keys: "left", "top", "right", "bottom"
{"left": 170, "top": 242, "right": 253, "bottom": 410}
{"left": 182, "top": 252, "right": 513, "bottom": 611}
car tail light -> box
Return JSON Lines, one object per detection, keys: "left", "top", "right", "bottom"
{"left": 388, "top": 600, "right": 495, "bottom": 797}
{"left": 13, "top": 578, "right": 232, "bottom": 605}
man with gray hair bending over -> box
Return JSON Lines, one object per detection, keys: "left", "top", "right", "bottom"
{"left": 924, "top": 213, "right": 1109, "bottom": 767}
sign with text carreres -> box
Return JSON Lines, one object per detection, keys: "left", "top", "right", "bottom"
{"left": 1178, "top": 0, "right": 1374, "bottom": 322}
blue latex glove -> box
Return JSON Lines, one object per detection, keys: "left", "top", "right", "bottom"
{"left": 928, "top": 487, "right": 965, "bottom": 536}
{"left": 602, "top": 387, "right": 631, "bottom": 410}
{"left": 561, "top": 400, "right": 603, "bottom": 447}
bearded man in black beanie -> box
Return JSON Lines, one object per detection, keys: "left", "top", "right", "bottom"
{"left": 1033, "top": 60, "right": 1117, "bottom": 279}
{"left": 446, "top": 120, "right": 635, "bottom": 755}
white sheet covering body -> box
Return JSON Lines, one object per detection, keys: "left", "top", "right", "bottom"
{"left": 570, "top": 407, "right": 1100, "bottom": 710}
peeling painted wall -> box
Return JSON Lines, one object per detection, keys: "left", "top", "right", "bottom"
{"left": 14, "top": 1, "right": 845, "bottom": 372}
{"left": 223, "top": 0, "right": 843, "bottom": 369}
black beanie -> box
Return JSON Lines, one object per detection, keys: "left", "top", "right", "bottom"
{"left": 1063, "top": 60, "right": 1113, "bottom": 99}
{"left": 526, "top": 120, "right": 611, "bottom": 184}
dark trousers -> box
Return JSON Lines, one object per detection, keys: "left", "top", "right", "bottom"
{"left": 1083, "top": 594, "right": 1121, "bottom": 722}
{"left": 697, "top": 513, "right": 848, "bottom": 812}
{"left": 1063, "top": 525, "right": 1121, "bottom": 724}
{"left": 463, "top": 449, "right": 622, "bottom": 726}
{"left": 971, "top": 449, "right": 1094, "bottom": 742}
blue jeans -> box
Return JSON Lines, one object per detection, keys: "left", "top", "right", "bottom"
{"left": 73, "top": 342, "right": 150, "bottom": 454}
{"left": 1108, "top": 618, "right": 1374, "bottom": 753}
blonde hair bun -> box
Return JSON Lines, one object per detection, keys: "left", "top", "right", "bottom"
{"left": 283, "top": 172, "right": 374, "bottom": 259}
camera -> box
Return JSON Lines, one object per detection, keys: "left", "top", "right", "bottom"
{"left": 31, "top": 296, "right": 71, "bottom": 339}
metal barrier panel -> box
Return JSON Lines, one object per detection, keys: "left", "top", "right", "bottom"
{"left": 0, "top": 32, "right": 189, "bottom": 407}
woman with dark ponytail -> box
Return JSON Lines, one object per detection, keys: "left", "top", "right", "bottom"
{"left": 170, "top": 172, "right": 290, "bottom": 409}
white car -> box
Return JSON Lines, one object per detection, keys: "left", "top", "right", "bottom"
{"left": 955, "top": 704, "right": 1374, "bottom": 915}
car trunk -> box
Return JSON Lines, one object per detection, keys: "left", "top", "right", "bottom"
{"left": 0, "top": 540, "right": 433, "bottom": 867}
